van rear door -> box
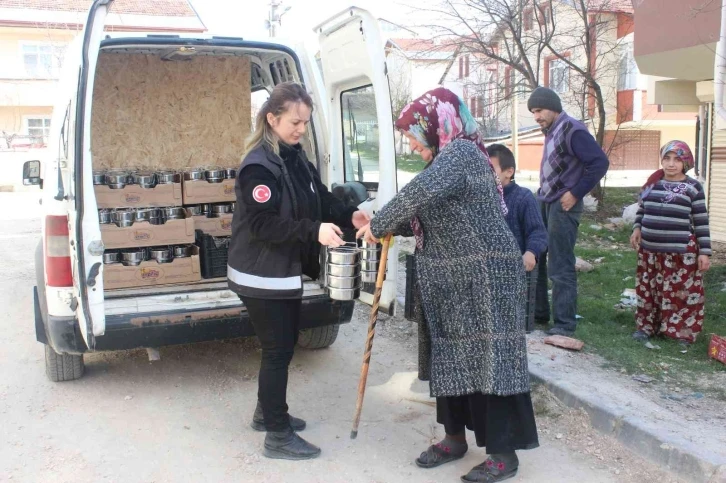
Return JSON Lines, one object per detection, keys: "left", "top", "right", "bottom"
{"left": 315, "top": 7, "right": 398, "bottom": 314}
{"left": 68, "top": 0, "right": 112, "bottom": 347}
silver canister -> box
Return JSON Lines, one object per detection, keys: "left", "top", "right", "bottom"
{"left": 121, "top": 249, "right": 146, "bottom": 266}
{"left": 146, "top": 208, "right": 163, "bottom": 225}
{"left": 210, "top": 203, "right": 231, "bottom": 217}
{"left": 112, "top": 209, "right": 135, "bottom": 228}
{"left": 98, "top": 209, "right": 112, "bottom": 225}
{"left": 102, "top": 251, "right": 119, "bottom": 264}
{"left": 133, "top": 171, "right": 157, "bottom": 189}
{"left": 92, "top": 170, "right": 106, "bottom": 185}
{"left": 360, "top": 259, "right": 380, "bottom": 272}
{"left": 230, "top": 202, "right": 236, "bottom": 212}
{"left": 325, "top": 287, "right": 361, "bottom": 301}
{"left": 325, "top": 244, "right": 362, "bottom": 301}
{"left": 224, "top": 167, "right": 237, "bottom": 179}
{"left": 326, "top": 274, "right": 361, "bottom": 289}
{"left": 173, "top": 245, "right": 194, "bottom": 258}
{"left": 327, "top": 263, "right": 360, "bottom": 277}
{"left": 184, "top": 168, "right": 205, "bottom": 181}
{"left": 200, "top": 204, "right": 212, "bottom": 216}
{"left": 105, "top": 170, "right": 129, "bottom": 189}
{"left": 163, "top": 206, "right": 186, "bottom": 220}
{"left": 150, "top": 247, "right": 173, "bottom": 264}
{"left": 156, "top": 170, "right": 181, "bottom": 184}
{"left": 205, "top": 166, "right": 225, "bottom": 183}
{"left": 360, "top": 270, "right": 385, "bottom": 284}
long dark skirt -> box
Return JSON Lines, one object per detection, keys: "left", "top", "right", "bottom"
{"left": 436, "top": 392, "right": 539, "bottom": 454}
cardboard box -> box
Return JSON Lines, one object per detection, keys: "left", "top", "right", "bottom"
{"left": 182, "top": 179, "right": 236, "bottom": 204}
{"left": 709, "top": 334, "right": 726, "bottom": 365}
{"left": 193, "top": 213, "right": 233, "bottom": 237}
{"left": 104, "top": 246, "right": 201, "bottom": 290}
{"left": 101, "top": 212, "right": 195, "bottom": 249}
{"left": 95, "top": 182, "right": 183, "bottom": 209}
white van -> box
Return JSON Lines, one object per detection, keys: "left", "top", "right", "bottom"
{"left": 22, "top": 1, "right": 399, "bottom": 382}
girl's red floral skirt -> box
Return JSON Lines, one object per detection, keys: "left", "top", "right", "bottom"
{"left": 635, "top": 236, "right": 705, "bottom": 343}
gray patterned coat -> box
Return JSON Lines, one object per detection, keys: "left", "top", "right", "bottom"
{"left": 370, "top": 139, "right": 530, "bottom": 397}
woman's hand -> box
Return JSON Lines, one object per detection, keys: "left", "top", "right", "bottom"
{"left": 352, "top": 210, "right": 371, "bottom": 230}
{"left": 319, "top": 223, "right": 345, "bottom": 247}
{"left": 523, "top": 251, "right": 536, "bottom": 272}
{"left": 698, "top": 255, "right": 711, "bottom": 272}
{"left": 356, "top": 223, "right": 379, "bottom": 244}
{"left": 630, "top": 228, "right": 641, "bottom": 250}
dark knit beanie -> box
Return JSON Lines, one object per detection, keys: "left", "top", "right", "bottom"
{"left": 527, "top": 87, "right": 563, "bottom": 113}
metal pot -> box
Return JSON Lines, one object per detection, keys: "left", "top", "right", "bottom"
{"left": 156, "top": 170, "right": 180, "bottom": 184}
{"left": 205, "top": 167, "right": 225, "bottom": 183}
{"left": 360, "top": 260, "right": 380, "bottom": 272}
{"left": 149, "top": 215, "right": 164, "bottom": 226}
{"left": 327, "top": 263, "right": 360, "bottom": 277}
{"left": 102, "top": 251, "right": 119, "bottom": 264}
{"left": 361, "top": 270, "right": 384, "bottom": 284}
{"left": 326, "top": 274, "right": 361, "bottom": 290}
{"left": 359, "top": 240, "right": 381, "bottom": 251}
{"left": 211, "top": 204, "right": 231, "bottom": 216}
{"left": 224, "top": 167, "right": 237, "bottom": 179}
{"left": 105, "top": 170, "right": 129, "bottom": 189}
{"left": 133, "top": 172, "right": 157, "bottom": 189}
{"left": 134, "top": 207, "right": 149, "bottom": 223}
{"left": 92, "top": 170, "right": 106, "bottom": 185}
{"left": 112, "top": 209, "right": 135, "bottom": 228}
{"left": 200, "top": 204, "right": 212, "bottom": 216}
{"left": 327, "top": 247, "right": 360, "bottom": 266}
{"left": 360, "top": 249, "right": 382, "bottom": 261}
{"left": 121, "top": 249, "right": 146, "bottom": 266}
{"left": 185, "top": 205, "right": 203, "bottom": 216}
{"left": 173, "top": 245, "right": 194, "bottom": 258}
{"left": 230, "top": 202, "right": 236, "bottom": 212}
{"left": 325, "top": 287, "right": 360, "bottom": 301}
{"left": 163, "top": 207, "right": 186, "bottom": 220}
{"left": 184, "top": 168, "right": 205, "bottom": 181}
{"left": 150, "top": 248, "right": 173, "bottom": 264}
{"left": 98, "top": 209, "right": 112, "bottom": 224}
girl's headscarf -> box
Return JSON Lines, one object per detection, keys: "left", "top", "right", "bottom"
{"left": 395, "top": 87, "right": 507, "bottom": 215}
{"left": 640, "top": 140, "right": 695, "bottom": 198}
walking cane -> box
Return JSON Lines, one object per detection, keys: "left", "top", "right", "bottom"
{"left": 350, "top": 233, "right": 393, "bottom": 439}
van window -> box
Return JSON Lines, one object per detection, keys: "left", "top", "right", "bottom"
{"left": 250, "top": 90, "right": 270, "bottom": 131}
{"left": 342, "top": 85, "right": 379, "bottom": 183}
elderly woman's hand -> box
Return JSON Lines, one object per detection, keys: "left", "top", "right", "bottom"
{"left": 356, "top": 223, "right": 379, "bottom": 244}
{"left": 352, "top": 210, "right": 371, "bottom": 230}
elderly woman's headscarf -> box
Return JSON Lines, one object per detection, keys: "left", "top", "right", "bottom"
{"left": 640, "top": 140, "right": 695, "bottom": 199}
{"left": 395, "top": 88, "right": 507, "bottom": 249}
{"left": 395, "top": 88, "right": 507, "bottom": 215}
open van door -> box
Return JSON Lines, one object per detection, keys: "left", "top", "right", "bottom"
{"left": 68, "top": 0, "right": 113, "bottom": 347}
{"left": 315, "top": 7, "right": 398, "bottom": 314}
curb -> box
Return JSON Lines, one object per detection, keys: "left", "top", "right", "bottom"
{"left": 530, "top": 365, "right": 726, "bottom": 483}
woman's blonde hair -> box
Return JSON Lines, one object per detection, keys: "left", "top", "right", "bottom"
{"left": 244, "top": 81, "right": 314, "bottom": 157}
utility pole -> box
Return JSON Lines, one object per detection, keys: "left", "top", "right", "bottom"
{"left": 267, "top": 0, "right": 291, "bottom": 38}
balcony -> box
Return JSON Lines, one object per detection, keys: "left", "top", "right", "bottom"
{"left": 0, "top": 78, "right": 58, "bottom": 107}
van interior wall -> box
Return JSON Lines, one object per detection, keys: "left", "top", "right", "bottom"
{"left": 91, "top": 52, "right": 251, "bottom": 170}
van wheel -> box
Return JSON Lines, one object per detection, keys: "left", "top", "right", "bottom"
{"left": 45, "top": 345, "right": 84, "bottom": 382}
{"left": 297, "top": 325, "right": 340, "bottom": 349}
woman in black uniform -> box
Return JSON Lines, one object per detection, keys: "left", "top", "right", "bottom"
{"left": 227, "top": 82, "right": 369, "bottom": 460}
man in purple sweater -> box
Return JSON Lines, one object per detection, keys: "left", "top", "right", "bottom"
{"left": 528, "top": 87, "right": 609, "bottom": 336}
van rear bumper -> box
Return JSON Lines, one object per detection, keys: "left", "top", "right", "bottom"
{"left": 42, "top": 295, "right": 352, "bottom": 353}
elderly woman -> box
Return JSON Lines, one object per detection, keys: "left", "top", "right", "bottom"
{"left": 357, "top": 88, "right": 538, "bottom": 483}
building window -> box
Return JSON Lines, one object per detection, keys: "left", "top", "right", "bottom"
{"left": 618, "top": 43, "right": 639, "bottom": 91}
{"left": 524, "top": 8, "right": 533, "bottom": 31}
{"left": 26, "top": 117, "right": 51, "bottom": 144}
{"left": 548, "top": 59, "right": 569, "bottom": 93}
{"left": 21, "top": 43, "right": 65, "bottom": 78}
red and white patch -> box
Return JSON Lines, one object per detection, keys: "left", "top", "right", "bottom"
{"left": 252, "top": 184, "right": 272, "bottom": 203}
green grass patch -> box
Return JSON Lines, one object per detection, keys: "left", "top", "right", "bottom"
{"left": 573, "top": 188, "right": 726, "bottom": 399}
{"left": 397, "top": 154, "right": 427, "bottom": 174}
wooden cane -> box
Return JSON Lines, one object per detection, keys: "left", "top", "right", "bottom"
{"left": 350, "top": 233, "right": 393, "bottom": 439}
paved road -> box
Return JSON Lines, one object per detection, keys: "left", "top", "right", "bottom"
{"left": 0, "top": 194, "right": 637, "bottom": 483}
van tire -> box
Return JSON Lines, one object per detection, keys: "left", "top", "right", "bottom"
{"left": 45, "top": 345, "right": 85, "bottom": 382}
{"left": 297, "top": 325, "right": 340, "bottom": 349}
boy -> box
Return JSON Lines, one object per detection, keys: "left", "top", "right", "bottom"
{"left": 487, "top": 144, "right": 547, "bottom": 271}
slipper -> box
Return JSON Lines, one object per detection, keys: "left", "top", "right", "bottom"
{"left": 461, "top": 459, "right": 518, "bottom": 483}
{"left": 415, "top": 442, "right": 467, "bottom": 469}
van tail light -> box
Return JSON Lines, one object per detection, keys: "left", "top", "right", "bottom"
{"left": 45, "top": 215, "right": 73, "bottom": 287}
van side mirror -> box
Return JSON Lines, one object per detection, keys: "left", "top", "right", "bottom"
{"left": 23, "top": 160, "right": 42, "bottom": 187}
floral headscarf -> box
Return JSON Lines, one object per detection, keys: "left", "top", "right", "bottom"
{"left": 640, "top": 140, "right": 695, "bottom": 199}
{"left": 395, "top": 88, "right": 507, "bottom": 249}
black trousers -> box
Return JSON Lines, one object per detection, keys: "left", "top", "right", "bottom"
{"left": 240, "top": 296, "right": 301, "bottom": 432}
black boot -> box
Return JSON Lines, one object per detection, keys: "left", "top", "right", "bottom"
{"left": 251, "top": 402, "right": 307, "bottom": 432}
{"left": 263, "top": 427, "right": 321, "bottom": 460}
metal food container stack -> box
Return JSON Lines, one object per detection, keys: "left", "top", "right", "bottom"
{"left": 358, "top": 239, "right": 385, "bottom": 283}
{"left": 325, "top": 243, "right": 361, "bottom": 301}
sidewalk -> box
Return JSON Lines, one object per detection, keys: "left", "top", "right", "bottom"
{"left": 527, "top": 332, "right": 726, "bottom": 483}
